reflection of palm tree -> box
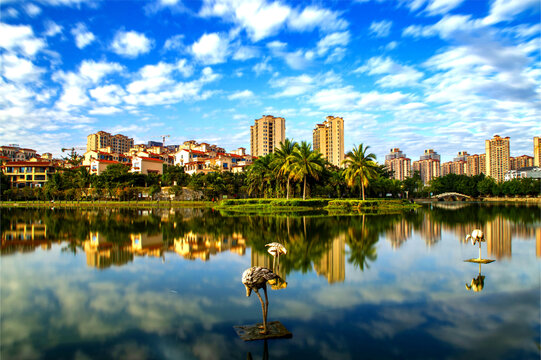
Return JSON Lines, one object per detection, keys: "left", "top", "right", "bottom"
{"left": 345, "top": 216, "right": 378, "bottom": 271}
{"left": 242, "top": 266, "right": 282, "bottom": 334}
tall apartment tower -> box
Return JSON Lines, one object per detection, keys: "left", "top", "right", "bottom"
{"left": 485, "top": 135, "right": 510, "bottom": 182}
{"left": 313, "top": 116, "right": 344, "bottom": 167}
{"left": 87, "top": 131, "right": 134, "bottom": 154}
{"left": 250, "top": 115, "right": 286, "bottom": 157}
{"left": 466, "top": 154, "right": 486, "bottom": 176}
{"left": 412, "top": 149, "right": 441, "bottom": 185}
{"left": 534, "top": 136, "right": 540, "bottom": 167}
{"left": 384, "top": 148, "right": 411, "bottom": 181}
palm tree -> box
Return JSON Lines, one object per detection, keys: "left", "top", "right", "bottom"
{"left": 289, "top": 141, "right": 325, "bottom": 200}
{"left": 271, "top": 138, "right": 298, "bottom": 199}
{"left": 342, "top": 144, "right": 378, "bottom": 201}
{"left": 247, "top": 154, "right": 275, "bottom": 197}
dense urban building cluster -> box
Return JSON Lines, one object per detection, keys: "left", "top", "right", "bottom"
{"left": 0, "top": 117, "right": 539, "bottom": 192}
{"left": 384, "top": 135, "right": 540, "bottom": 185}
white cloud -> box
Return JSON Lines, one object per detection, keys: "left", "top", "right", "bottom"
{"left": 309, "top": 86, "right": 412, "bottom": 111}
{"left": 402, "top": 15, "right": 484, "bottom": 39}
{"left": 483, "top": 0, "right": 540, "bottom": 25}
{"left": 272, "top": 74, "right": 314, "bottom": 97}
{"left": 111, "top": 30, "right": 153, "bottom": 58}
{"left": 79, "top": 60, "right": 123, "bottom": 83}
{"left": 233, "top": 46, "right": 259, "bottom": 60}
{"left": 71, "top": 23, "right": 95, "bottom": 49}
{"left": 199, "top": 0, "right": 347, "bottom": 41}
{"left": 163, "top": 34, "right": 185, "bottom": 51}
{"left": 227, "top": 90, "right": 254, "bottom": 100}
{"left": 317, "top": 31, "right": 350, "bottom": 56}
{"left": 88, "top": 106, "right": 122, "bottom": 115}
{"left": 288, "top": 6, "right": 348, "bottom": 32}
{"left": 0, "top": 23, "right": 46, "bottom": 57}
{"left": 89, "top": 84, "right": 126, "bottom": 105}
{"left": 369, "top": 20, "right": 392, "bottom": 38}
{"left": 1, "top": 54, "right": 44, "bottom": 83}
{"left": 267, "top": 41, "right": 313, "bottom": 70}
{"left": 24, "top": 3, "right": 42, "bottom": 17}
{"left": 425, "top": 0, "right": 464, "bottom": 15}
{"left": 44, "top": 21, "right": 63, "bottom": 37}
{"left": 355, "top": 56, "right": 424, "bottom": 88}
{"left": 253, "top": 58, "right": 273, "bottom": 75}
{"left": 4, "top": 8, "right": 19, "bottom": 18}
{"left": 191, "top": 33, "right": 229, "bottom": 64}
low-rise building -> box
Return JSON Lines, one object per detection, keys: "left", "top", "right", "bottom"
{"left": 504, "top": 167, "right": 541, "bottom": 181}
{"left": 1, "top": 158, "right": 58, "bottom": 188}
{"left": 130, "top": 156, "right": 164, "bottom": 175}
{"left": 90, "top": 159, "right": 125, "bottom": 175}
{"left": 0, "top": 145, "right": 38, "bottom": 161}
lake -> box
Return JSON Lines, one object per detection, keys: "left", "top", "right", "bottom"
{"left": 1, "top": 204, "right": 539, "bottom": 359}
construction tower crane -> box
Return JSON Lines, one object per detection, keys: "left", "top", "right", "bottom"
{"left": 161, "top": 135, "right": 170, "bottom": 146}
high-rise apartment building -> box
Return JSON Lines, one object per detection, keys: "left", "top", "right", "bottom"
{"left": 250, "top": 115, "right": 285, "bottom": 157}
{"left": 384, "top": 148, "right": 411, "bottom": 181}
{"left": 510, "top": 155, "right": 534, "bottom": 170}
{"left": 534, "top": 136, "right": 540, "bottom": 167}
{"left": 412, "top": 149, "right": 441, "bottom": 185}
{"left": 485, "top": 135, "right": 510, "bottom": 182}
{"left": 313, "top": 116, "right": 344, "bottom": 167}
{"left": 466, "top": 154, "right": 486, "bottom": 176}
{"left": 87, "top": 131, "right": 134, "bottom": 154}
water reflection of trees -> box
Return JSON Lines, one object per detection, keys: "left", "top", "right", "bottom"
{"left": 2, "top": 204, "right": 539, "bottom": 274}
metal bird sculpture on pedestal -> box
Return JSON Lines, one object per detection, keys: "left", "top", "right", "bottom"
{"left": 242, "top": 266, "right": 283, "bottom": 334}
{"left": 265, "top": 242, "right": 287, "bottom": 271}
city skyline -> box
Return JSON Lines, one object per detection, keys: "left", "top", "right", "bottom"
{"left": 1, "top": 0, "right": 539, "bottom": 163}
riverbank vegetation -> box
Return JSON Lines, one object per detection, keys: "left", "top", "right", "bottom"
{"left": 1, "top": 140, "right": 539, "bottom": 203}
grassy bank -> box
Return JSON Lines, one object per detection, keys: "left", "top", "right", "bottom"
{"left": 0, "top": 200, "right": 209, "bottom": 208}
{"left": 216, "top": 198, "right": 420, "bottom": 214}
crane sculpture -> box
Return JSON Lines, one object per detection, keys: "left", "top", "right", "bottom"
{"left": 464, "top": 229, "right": 494, "bottom": 264}
{"left": 241, "top": 266, "right": 283, "bottom": 334}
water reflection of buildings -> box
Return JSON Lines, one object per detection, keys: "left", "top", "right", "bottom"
{"left": 1, "top": 222, "right": 53, "bottom": 254}
{"left": 386, "top": 219, "right": 413, "bottom": 249}
{"left": 131, "top": 233, "right": 164, "bottom": 257}
{"left": 313, "top": 235, "right": 345, "bottom": 284}
{"left": 174, "top": 232, "right": 246, "bottom": 261}
{"left": 419, "top": 216, "right": 442, "bottom": 247}
{"left": 83, "top": 232, "right": 133, "bottom": 269}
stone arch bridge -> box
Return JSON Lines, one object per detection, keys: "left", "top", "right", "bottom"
{"left": 432, "top": 192, "right": 473, "bottom": 201}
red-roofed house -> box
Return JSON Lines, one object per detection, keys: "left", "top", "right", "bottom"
{"left": 90, "top": 159, "right": 126, "bottom": 175}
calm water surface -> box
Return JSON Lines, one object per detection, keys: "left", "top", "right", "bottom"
{"left": 1, "top": 204, "right": 539, "bottom": 360}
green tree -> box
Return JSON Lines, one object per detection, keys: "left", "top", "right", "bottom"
{"left": 289, "top": 141, "right": 325, "bottom": 200}
{"left": 342, "top": 144, "right": 378, "bottom": 201}
{"left": 246, "top": 154, "right": 275, "bottom": 198}
{"left": 271, "top": 138, "right": 298, "bottom": 199}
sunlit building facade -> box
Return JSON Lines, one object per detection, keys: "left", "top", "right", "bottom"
{"left": 87, "top": 131, "right": 134, "bottom": 154}
{"left": 485, "top": 135, "right": 510, "bottom": 182}
{"left": 384, "top": 148, "right": 411, "bottom": 181}
{"left": 412, "top": 149, "right": 441, "bottom": 185}
{"left": 534, "top": 136, "right": 541, "bottom": 167}
{"left": 250, "top": 115, "right": 286, "bottom": 157}
{"left": 313, "top": 116, "right": 344, "bottom": 167}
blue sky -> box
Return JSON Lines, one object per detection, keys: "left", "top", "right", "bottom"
{"left": 0, "top": 0, "right": 539, "bottom": 162}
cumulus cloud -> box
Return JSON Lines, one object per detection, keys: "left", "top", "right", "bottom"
{"left": 191, "top": 33, "right": 229, "bottom": 64}
{"left": 355, "top": 56, "right": 424, "bottom": 88}
{"left": 317, "top": 31, "right": 350, "bottom": 56}
{"left": 44, "top": 21, "right": 63, "bottom": 37}
{"left": 227, "top": 90, "right": 255, "bottom": 100}
{"left": 233, "top": 46, "right": 259, "bottom": 60}
{"left": 199, "top": 0, "right": 347, "bottom": 41}
{"left": 24, "top": 3, "right": 42, "bottom": 17}
{"left": 1, "top": 54, "right": 44, "bottom": 83}
{"left": 402, "top": 14, "right": 484, "bottom": 39}
{"left": 483, "top": 0, "right": 540, "bottom": 25}
{"left": 71, "top": 23, "right": 95, "bottom": 49}
{"left": 0, "top": 23, "right": 46, "bottom": 57}
{"left": 111, "top": 30, "right": 153, "bottom": 58}
{"left": 369, "top": 20, "right": 392, "bottom": 37}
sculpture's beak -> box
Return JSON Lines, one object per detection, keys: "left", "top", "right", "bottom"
{"left": 245, "top": 285, "right": 251, "bottom": 297}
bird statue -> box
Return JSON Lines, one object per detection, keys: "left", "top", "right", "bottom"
{"left": 265, "top": 242, "right": 287, "bottom": 271}
{"left": 465, "top": 229, "right": 485, "bottom": 260}
{"left": 465, "top": 229, "right": 484, "bottom": 246}
{"left": 242, "top": 266, "right": 283, "bottom": 334}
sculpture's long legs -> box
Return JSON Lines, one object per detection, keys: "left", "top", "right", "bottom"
{"left": 255, "top": 290, "right": 267, "bottom": 334}
{"left": 263, "top": 285, "right": 269, "bottom": 334}
{"left": 478, "top": 240, "right": 481, "bottom": 260}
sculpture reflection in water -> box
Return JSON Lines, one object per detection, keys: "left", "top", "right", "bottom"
{"left": 265, "top": 242, "right": 287, "bottom": 273}
{"left": 464, "top": 229, "right": 494, "bottom": 292}
{"left": 466, "top": 263, "right": 485, "bottom": 292}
